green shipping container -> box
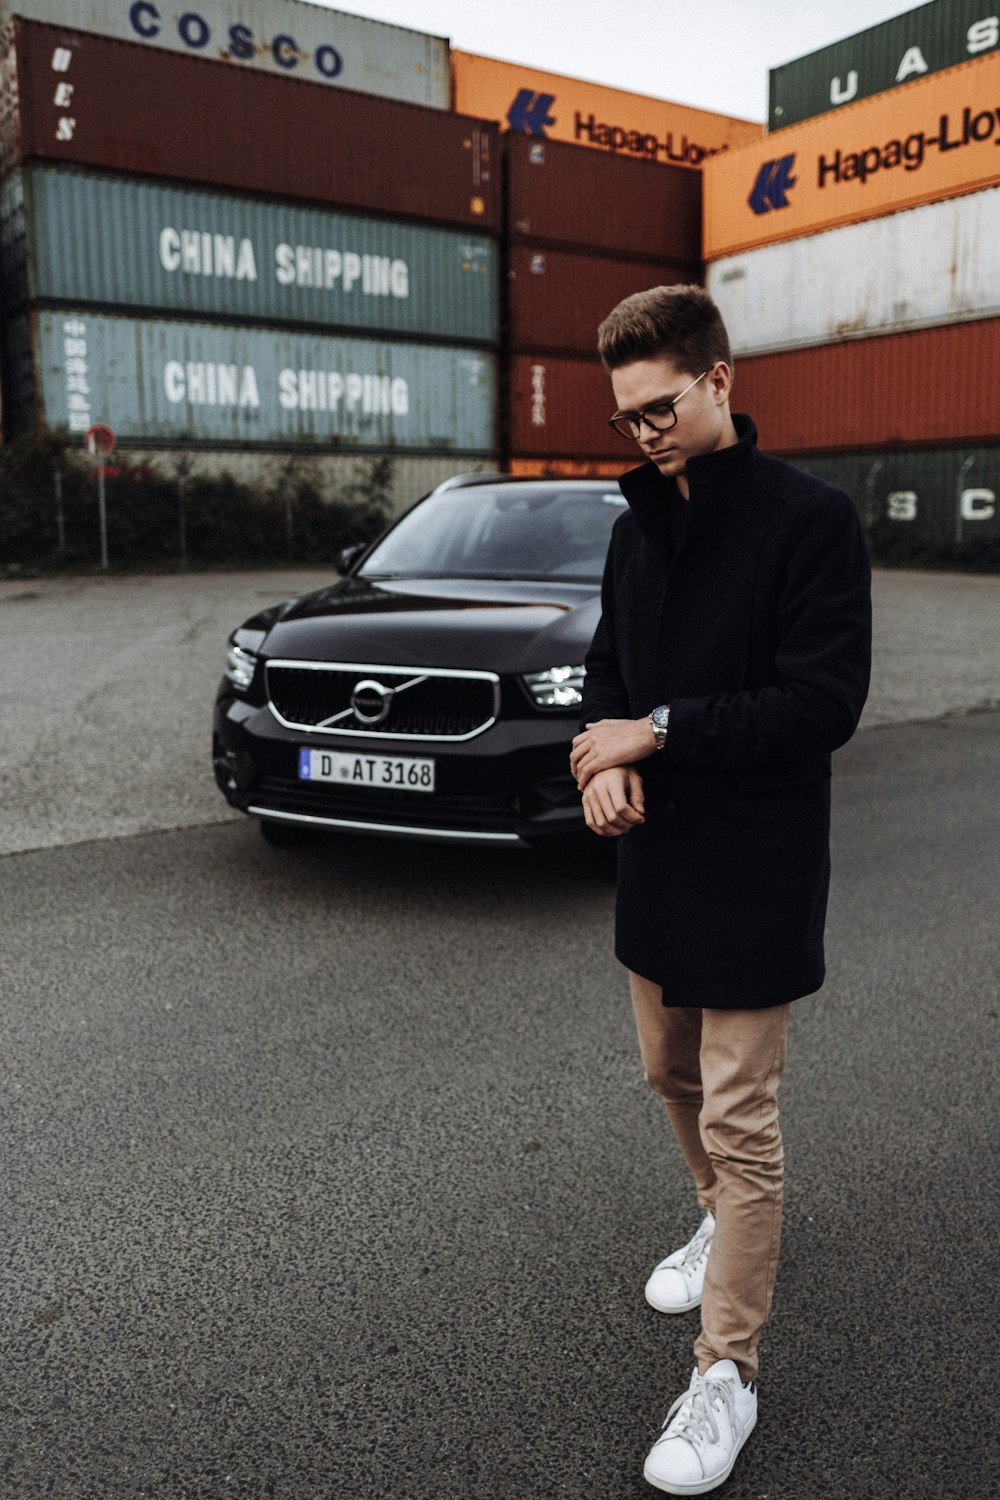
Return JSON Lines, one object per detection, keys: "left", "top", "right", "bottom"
{"left": 0, "top": 167, "right": 499, "bottom": 343}
{"left": 16, "top": 309, "right": 496, "bottom": 452}
{"left": 793, "top": 445, "right": 1000, "bottom": 555}
{"left": 768, "top": 0, "right": 1000, "bottom": 130}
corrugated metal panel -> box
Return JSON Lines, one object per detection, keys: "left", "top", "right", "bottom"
{"left": 710, "top": 185, "right": 1000, "bottom": 355}
{"left": 790, "top": 444, "right": 1000, "bottom": 550}
{"left": 0, "top": 0, "right": 451, "bottom": 105}
{"left": 508, "top": 353, "right": 623, "bottom": 459}
{"left": 506, "top": 132, "right": 702, "bottom": 260}
{"left": 0, "top": 21, "right": 499, "bottom": 231}
{"left": 453, "top": 50, "right": 761, "bottom": 165}
{"left": 2, "top": 166, "right": 499, "bottom": 341}
{"left": 737, "top": 319, "right": 1000, "bottom": 453}
{"left": 21, "top": 308, "right": 496, "bottom": 450}
{"left": 704, "top": 49, "right": 1000, "bottom": 260}
{"left": 508, "top": 457, "right": 628, "bottom": 478}
{"left": 769, "top": 0, "right": 998, "bottom": 130}
{"left": 508, "top": 246, "right": 700, "bottom": 355}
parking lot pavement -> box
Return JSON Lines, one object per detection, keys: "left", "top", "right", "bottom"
{"left": 1, "top": 564, "right": 999, "bottom": 856}
{"left": 0, "top": 711, "right": 997, "bottom": 1499}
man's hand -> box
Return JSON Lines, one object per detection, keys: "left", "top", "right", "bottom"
{"left": 581, "top": 766, "right": 646, "bottom": 837}
{"left": 570, "top": 717, "right": 656, "bottom": 790}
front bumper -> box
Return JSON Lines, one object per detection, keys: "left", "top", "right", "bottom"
{"left": 213, "top": 688, "right": 586, "bottom": 848}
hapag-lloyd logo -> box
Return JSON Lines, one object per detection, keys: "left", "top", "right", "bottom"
{"left": 749, "top": 98, "right": 1000, "bottom": 213}
{"left": 817, "top": 104, "right": 1000, "bottom": 186}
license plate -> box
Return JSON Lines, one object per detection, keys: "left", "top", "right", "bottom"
{"left": 298, "top": 748, "right": 435, "bottom": 793}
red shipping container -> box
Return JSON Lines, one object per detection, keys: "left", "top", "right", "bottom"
{"left": 737, "top": 319, "right": 1000, "bottom": 453}
{"left": 505, "top": 132, "right": 701, "bottom": 261}
{"left": 0, "top": 20, "right": 500, "bottom": 232}
{"left": 509, "top": 352, "right": 627, "bottom": 460}
{"left": 507, "top": 246, "right": 701, "bottom": 355}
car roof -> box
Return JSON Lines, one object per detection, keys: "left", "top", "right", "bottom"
{"left": 432, "top": 472, "right": 622, "bottom": 494}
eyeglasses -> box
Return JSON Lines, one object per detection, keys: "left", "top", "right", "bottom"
{"left": 608, "top": 370, "right": 708, "bottom": 441}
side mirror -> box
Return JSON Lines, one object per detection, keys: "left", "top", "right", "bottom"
{"left": 337, "top": 542, "right": 366, "bottom": 575}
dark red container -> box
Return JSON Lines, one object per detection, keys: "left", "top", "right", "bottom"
{"left": 505, "top": 132, "right": 701, "bottom": 261}
{"left": 0, "top": 20, "right": 500, "bottom": 232}
{"left": 737, "top": 319, "right": 1000, "bottom": 453}
{"left": 507, "top": 245, "right": 701, "bottom": 356}
{"left": 508, "top": 352, "right": 628, "bottom": 460}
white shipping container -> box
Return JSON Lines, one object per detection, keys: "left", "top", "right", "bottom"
{"left": 0, "top": 0, "right": 450, "bottom": 105}
{"left": 709, "top": 186, "right": 1000, "bottom": 357}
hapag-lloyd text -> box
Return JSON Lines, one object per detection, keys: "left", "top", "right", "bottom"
{"left": 819, "top": 105, "right": 1000, "bottom": 186}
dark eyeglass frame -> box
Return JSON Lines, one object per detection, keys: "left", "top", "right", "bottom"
{"left": 608, "top": 369, "right": 709, "bottom": 441}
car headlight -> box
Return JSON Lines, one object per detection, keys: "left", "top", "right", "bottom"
{"left": 225, "top": 644, "right": 258, "bottom": 690}
{"left": 522, "top": 664, "right": 586, "bottom": 710}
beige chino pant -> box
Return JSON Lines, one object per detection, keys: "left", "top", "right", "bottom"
{"left": 629, "top": 971, "right": 791, "bottom": 1384}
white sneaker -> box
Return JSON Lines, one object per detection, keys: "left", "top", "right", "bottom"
{"left": 645, "top": 1212, "right": 714, "bottom": 1313}
{"left": 643, "top": 1359, "right": 757, "bottom": 1495}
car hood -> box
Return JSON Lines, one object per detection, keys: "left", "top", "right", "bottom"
{"left": 252, "top": 576, "right": 602, "bottom": 673}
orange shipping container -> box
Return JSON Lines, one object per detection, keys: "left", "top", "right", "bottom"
{"left": 703, "top": 49, "right": 1000, "bottom": 259}
{"left": 737, "top": 319, "right": 1000, "bottom": 453}
{"left": 453, "top": 51, "right": 761, "bottom": 169}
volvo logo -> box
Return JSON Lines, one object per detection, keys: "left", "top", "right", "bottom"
{"left": 350, "top": 679, "right": 393, "bottom": 725}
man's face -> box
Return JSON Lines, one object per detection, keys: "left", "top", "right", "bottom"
{"left": 610, "top": 356, "right": 734, "bottom": 485}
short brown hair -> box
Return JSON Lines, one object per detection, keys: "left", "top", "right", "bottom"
{"left": 597, "top": 284, "right": 733, "bottom": 375}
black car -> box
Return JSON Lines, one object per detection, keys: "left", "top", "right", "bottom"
{"left": 213, "top": 473, "right": 627, "bottom": 848}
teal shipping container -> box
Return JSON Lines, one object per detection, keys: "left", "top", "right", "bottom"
{"left": 769, "top": 0, "right": 999, "bottom": 129}
{"left": 14, "top": 309, "right": 496, "bottom": 452}
{"left": 0, "top": 168, "right": 499, "bottom": 343}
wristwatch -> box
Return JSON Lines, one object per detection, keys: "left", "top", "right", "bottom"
{"left": 649, "top": 704, "right": 671, "bottom": 752}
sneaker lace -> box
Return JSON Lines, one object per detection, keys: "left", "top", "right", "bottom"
{"left": 679, "top": 1216, "right": 713, "bottom": 1269}
{"left": 661, "top": 1372, "right": 735, "bottom": 1450}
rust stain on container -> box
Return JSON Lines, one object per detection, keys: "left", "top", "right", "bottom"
{"left": 1, "top": 20, "right": 501, "bottom": 232}
{"left": 508, "top": 245, "right": 700, "bottom": 355}
{"left": 737, "top": 319, "right": 1000, "bottom": 453}
{"left": 509, "top": 353, "right": 625, "bottom": 459}
{"left": 505, "top": 132, "right": 701, "bottom": 261}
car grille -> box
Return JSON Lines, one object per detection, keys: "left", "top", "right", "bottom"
{"left": 252, "top": 775, "right": 518, "bottom": 833}
{"left": 265, "top": 661, "right": 499, "bottom": 741}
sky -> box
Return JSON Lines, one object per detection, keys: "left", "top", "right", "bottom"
{"left": 313, "top": 0, "right": 916, "bottom": 122}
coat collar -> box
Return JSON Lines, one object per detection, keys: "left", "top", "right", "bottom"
{"left": 617, "top": 413, "right": 759, "bottom": 548}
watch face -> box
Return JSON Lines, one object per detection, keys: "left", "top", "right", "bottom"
{"left": 651, "top": 706, "right": 670, "bottom": 728}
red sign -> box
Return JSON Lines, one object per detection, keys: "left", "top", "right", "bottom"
{"left": 85, "top": 423, "right": 116, "bottom": 456}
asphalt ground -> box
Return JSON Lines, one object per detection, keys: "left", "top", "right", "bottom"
{"left": 1, "top": 569, "right": 998, "bottom": 1498}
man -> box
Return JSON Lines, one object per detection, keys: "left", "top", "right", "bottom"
{"left": 570, "top": 285, "right": 871, "bottom": 1495}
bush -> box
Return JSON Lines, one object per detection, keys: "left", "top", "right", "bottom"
{"left": 0, "top": 431, "right": 394, "bottom": 571}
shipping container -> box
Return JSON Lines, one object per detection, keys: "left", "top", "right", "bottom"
{"left": 0, "top": 165, "right": 499, "bottom": 341}
{"left": 4, "top": 308, "right": 497, "bottom": 451}
{"left": 74, "top": 447, "right": 494, "bottom": 518}
{"left": 704, "top": 48, "right": 1000, "bottom": 260}
{"left": 0, "top": 21, "right": 499, "bottom": 231}
{"left": 769, "top": 0, "right": 998, "bottom": 130}
{"left": 453, "top": 50, "right": 761, "bottom": 166}
{"left": 736, "top": 318, "right": 1000, "bottom": 453}
{"left": 506, "top": 132, "right": 702, "bottom": 260}
{"left": 0, "top": 0, "right": 450, "bottom": 105}
{"left": 709, "top": 184, "right": 1000, "bottom": 355}
{"left": 508, "top": 457, "right": 628, "bottom": 479}
{"left": 508, "top": 352, "right": 624, "bottom": 460}
{"left": 507, "top": 245, "right": 699, "bottom": 355}
{"left": 790, "top": 444, "right": 1000, "bottom": 553}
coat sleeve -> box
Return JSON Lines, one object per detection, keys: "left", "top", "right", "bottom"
{"left": 667, "top": 489, "right": 872, "bottom": 766}
{"left": 579, "top": 523, "right": 632, "bottom": 728}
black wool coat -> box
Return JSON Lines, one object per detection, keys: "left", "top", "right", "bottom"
{"left": 580, "top": 414, "right": 872, "bottom": 1009}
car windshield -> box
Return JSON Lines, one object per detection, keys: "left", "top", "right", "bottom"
{"left": 360, "top": 483, "right": 626, "bottom": 583}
